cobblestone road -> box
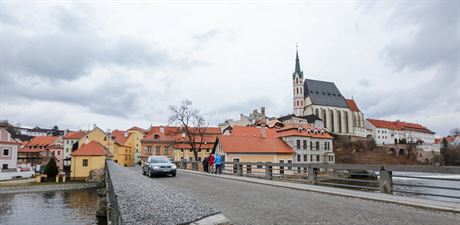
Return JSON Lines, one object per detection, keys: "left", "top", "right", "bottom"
{"left": 149, "top": 170, "right": 460, "bottom": 225}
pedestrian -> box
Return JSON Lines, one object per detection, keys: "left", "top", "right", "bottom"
{"left": 215, "top": 153, "right": 222, "bottom": 174}
{"left": 208, "top": 153, "right": 214, "bottom": 174}
{"left": 202, "top": 156, "right": 209, "bottom": 173}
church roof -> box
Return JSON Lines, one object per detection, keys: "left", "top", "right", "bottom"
{"left": 345, "top": 99, "right": 361, "bottom": 112}
{"left": 303, "top": 79, "right": 348, "bottom": 108}
{"left": 277, "top": 114, "right": 322, "bottom": 123}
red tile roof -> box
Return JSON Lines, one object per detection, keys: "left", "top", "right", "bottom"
{"left": 217, "top": 135, "right": 294, "bottom": 154}
{"left": 127, "top": 126, "right": 147, "bottom": 133}
{"left": 274, "top": 125, "right": 333, "bottom": 139}
{"left": 230, "top": 126, "right": 277, "bottom": 138}
{"left": 63, "top": 131, "right": 86, "bottom": 139}
{"left": 367, "top": 119, "right": 434, "bottom": 134}
{"left": 345, "top": 99, "right": 361, "bottom": 112}
{"left": 111, "top": 130, "right": 131, "bottom": 145}
{"left": 174, "top": 143, "right": 214, "bottom": 149}
{"left": 71, "top": 141, "right": 111, "bottom": 156}
{"left": 25, "top": 136, "right": 59, "bottom": 148}
{"left": 143, "top": 126, "right": 221, "bottom": 142}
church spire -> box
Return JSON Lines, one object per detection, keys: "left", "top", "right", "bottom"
{"left": 295, "top": 43, "right": 301, "bottom": 73}
{"left": 293, "top": 43, "right": 303, "bottom": 79}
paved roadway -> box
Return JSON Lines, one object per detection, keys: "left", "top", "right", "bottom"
{"left": 139, "top": 169, "right": 460, "bottom": 225}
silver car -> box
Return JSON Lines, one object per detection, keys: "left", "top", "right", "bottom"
{"left": 142, "top": 156, "right": 177, "bottom": 177}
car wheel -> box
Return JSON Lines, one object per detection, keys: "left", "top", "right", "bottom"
{"left": 148, "top": 169, "right": 153, "bottom": 178}
{"left": 171, "top": 172, "right": 176, "bottom": 177}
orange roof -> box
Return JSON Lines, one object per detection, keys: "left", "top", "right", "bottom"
{"left": 367, "top": 119, "right": 434, "bottom": 134}
{"left": 143, "top": 126, "right": 221, "bottom": 142}
{"left": 217, "top": 135, "right": 293, "bottom": 154}
{"left": 275, "top": 127, "right": 333, "bottom": 139}
{"left": 63, "top": 131, "right": 86, "bottom": 139}
{"left": 72, "top": 141, "right": 111, "bottom": 156}
{"left": 127, "top": 126, "right": 147, "bottom": 133}
{"left": 230, "top": 126, "right": 277, "bottom": 138}
{"left": 111, "top": 130, "right": 131, "bottom": 144}
{"left": 174, "top": 143, "right": 214, "bottom": 149}
{"left": 25, "top": 136, "right": 58, "bottom": 148}
{"left": 345, "top": 99, "right": 361, "bottom": 112}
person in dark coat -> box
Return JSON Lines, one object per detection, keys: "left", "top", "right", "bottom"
{"left": 202, "top": 156, "right": 209, "bottom": 172}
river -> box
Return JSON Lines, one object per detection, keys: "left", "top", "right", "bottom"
{"left": 0, "top": 188, "right": 106, "bottom": 225}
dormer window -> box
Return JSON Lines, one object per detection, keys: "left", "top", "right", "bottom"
{"left": 320, "top": 130, "right": 325, "bottom": 135}
{"left": 314, "top": 130, "right": 318, "bottom": 134}
{"left": 154, "top": 134, "right": 160, "bottom": 139}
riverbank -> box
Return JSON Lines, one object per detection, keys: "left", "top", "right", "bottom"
{"left": 0, "top": 182, "right": 103, "bottom": 194}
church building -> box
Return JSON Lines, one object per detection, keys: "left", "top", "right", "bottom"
{"left": 292, "top": 48, "right": 366, "bottom": 136}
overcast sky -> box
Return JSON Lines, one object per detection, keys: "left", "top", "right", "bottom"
{"left": 1, "top": 0, "right": 459, "bottom": 136}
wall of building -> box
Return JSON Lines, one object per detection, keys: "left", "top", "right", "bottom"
{"left": 282, "top": 136, "right": 334, "bottom": 163}
{"left": 71, "top": 155, "right": 106, "bottom": 178}
{"left": 0, "top": 144, "right": 18, "bottom": 170}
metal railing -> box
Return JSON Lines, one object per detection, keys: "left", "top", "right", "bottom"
{"left": 174, "top": 161, "right": 460, "bottom": 202}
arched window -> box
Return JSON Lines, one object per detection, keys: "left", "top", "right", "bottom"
{"left": 322, "top": 109, "right": 327, "bottom": 129}
{"left": 344, "top": 111, "right": 349, "bottom": 133}
{"left": 338, "top": 111, "right": 342, "bottom": 133}
{"left": 330, "top": 110, "right": 335, "bottom": 132}
{"left": 296, "top": 77, "right": 298, "bottom": 84}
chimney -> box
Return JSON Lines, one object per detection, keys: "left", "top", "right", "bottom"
{"left": 124, "top": 132, "right": 128, "bottom": 138}
{"left": 160, "top": 126, "right": 165, "bottom": 133}
{"left": 84, "top": 136, "right": 88, "bottom": 144}
{"left": 261, "top": 125, "right": 267, "bottom": 139}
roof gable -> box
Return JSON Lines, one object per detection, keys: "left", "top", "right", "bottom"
{"left": 72, "top": 141, "right": 111, "bottom": 156}
{"left": 345, "top": 99, "right": 361, "bottom": 112}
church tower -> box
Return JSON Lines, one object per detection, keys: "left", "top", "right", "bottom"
{"left": 293, "top": 45, "right": 304, "bottom": 116}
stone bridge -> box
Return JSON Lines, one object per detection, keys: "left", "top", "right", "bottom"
{"left": 105, "top": 161, "right": 460, "bottom": 225}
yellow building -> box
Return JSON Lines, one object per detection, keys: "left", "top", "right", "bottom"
{"left": 79, "top": 127, "right": 129, "bottom": 167}
{"left": 70, "top": 141, "right": 111, "bottom": 179}
{"left": 126, "top": 127, "right": 146, "bottom": 164}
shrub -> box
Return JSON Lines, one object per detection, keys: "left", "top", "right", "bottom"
{"left": 44, "top": 157, "right": 59, "bottom": 178}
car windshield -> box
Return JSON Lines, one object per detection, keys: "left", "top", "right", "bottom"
{"left": 149, "top": 157, "right": 170, "bottom": 163}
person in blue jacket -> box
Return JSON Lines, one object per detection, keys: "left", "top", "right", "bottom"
{"left": 214, "top": 153, "right": 223, "bottom": 174}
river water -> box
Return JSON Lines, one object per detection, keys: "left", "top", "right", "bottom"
{"left": 392, "top": 172, "right": 460, "bottom": 203}
{"left": 0, "top": 188, "right": 106, "bottom": 225}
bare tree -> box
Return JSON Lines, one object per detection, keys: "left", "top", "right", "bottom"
{"left": 169, "top": 100, "right": 208, "bottom": 161}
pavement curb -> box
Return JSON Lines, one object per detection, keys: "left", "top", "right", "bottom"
{"left": 178, "top": 169, "right": 460, "bottom": 214}
{"left": 190, "top": 213, "right": 231, "bottom": 225}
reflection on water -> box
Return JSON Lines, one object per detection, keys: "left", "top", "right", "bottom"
{"left": 393, "top": 172, "right": 460, "bottom": 203}
{"left": 0, "top": 189, "right": 107, "bottom": 225}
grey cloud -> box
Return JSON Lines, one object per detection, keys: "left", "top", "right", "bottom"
{"left": 383, "top": 1, "right": 459, "bottom": 71}
{"left": 1, "top": 4, "right": 199, "bottom": 81}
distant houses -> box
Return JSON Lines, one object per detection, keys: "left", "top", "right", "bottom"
{"left": 0, "top": 128, "right": 21, "bottom": 171}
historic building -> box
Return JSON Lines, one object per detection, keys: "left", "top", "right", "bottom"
{"left": 366, "top": 119, "right": 436, "bottom": 145}
{"left": 0, "top": 128, "right": 20, "bottom": 171}
{"left": 291, "top": 49, "right": 366, "bottom": 136}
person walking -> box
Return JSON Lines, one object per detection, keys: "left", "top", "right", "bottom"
{"left": 214, "top": 153, "right": 222, "bottom": 174}
{"left": 202, "top": 156, "right": 209, "bottom": 173}
{"left": 208, "top": 153, "right": 214, "bottom": 174}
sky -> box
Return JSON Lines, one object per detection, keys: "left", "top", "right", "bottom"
{"left": 0, "top": 0, "right": 459, "bottom": 136}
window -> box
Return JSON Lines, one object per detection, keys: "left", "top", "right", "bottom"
{"left": 257, "top": 162, "right": 263, "bottom": 169}
{"left": 181, "top": 149, "right": 184, "bottom": 152}
{"left": 324, "top": 142, "right": 327, "bottom": 151}
{"left": 316, "top": 155, "right": 320, "bottom": 162}
{"left": 287, "top": 160, "right": 292, "bottom": 170}
{"left": 155, "top": 146, "right": 161, "bottom": 155}
{"left": 316, "top": 141, "right": 320, "bottom": 150}
{"left": 57, "top": 151, "right": 60, "bottom": 155}
{"left": 297, "top": 154, "right": 301, "bottom": 162}
{"left": 304, "top": 154, "right": 307, "bottom": 161}
{"left": 164, "top": 146, "right": 169, "bottom": 155}
{"left": 310, "top": 155, "right": 314, "bottom": 162}
{"left": 310, "top": 141, "right": 313, "bottom": 150}
{"left": 303, "top": 140, "right": 307, "bottom": 149}
{"left": 2, "top": 149, "right": 9, "bottom": 156}
{"left": 82, "top": 159, "right": 88, "bottom": 167}
{"left": 296, "top": 140, "right": 301, "bottom": 149}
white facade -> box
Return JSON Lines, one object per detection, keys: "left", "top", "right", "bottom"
{"left": 0, "top": 128, "right": 19, "bottom": 170}
{"left": 281, "top": 135, "right": 334, "bottom": 164}
{"left": 63, "top": 138, "right": 79, "bottom": 167}
{"left": 366, "top": 120, "right": 436, "bottom": 145}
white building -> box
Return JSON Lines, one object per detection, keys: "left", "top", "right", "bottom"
{"left": 292, "top": 48, "right": 366, "bottom": 136}
{"left": 62, "top": 131, "right": 86, "bottom": 168}
{"left": 366, "top": 119, "right": 436, "bottom": 145}
{"left": 275, "top": 125, "right": 335, "bottom": 164}
{"left": 0, "top": 128, "right": 20, "bottom": 170}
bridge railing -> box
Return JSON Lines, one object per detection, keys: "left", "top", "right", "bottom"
{"left": 174, "top": 161, "right": 460, "bottom": 202}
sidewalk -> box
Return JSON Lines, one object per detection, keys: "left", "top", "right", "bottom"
{"left": 179, "top": 169, "right": 460, "bottom": 213}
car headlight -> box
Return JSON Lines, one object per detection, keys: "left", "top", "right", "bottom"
{"left": 171, "top": 165, "right": 177, "bottom": 169}
{"left": 152, "top": 166, "right": 160, "bottom": 169}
